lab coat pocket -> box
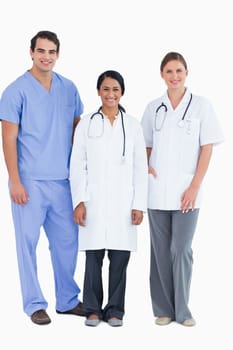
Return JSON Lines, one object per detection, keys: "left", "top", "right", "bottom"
{"left": 84, "top": 183, "right": 100, "bottom": 225}
{"left": 184, "top": 118, "right": 200, "bottom": 137}
{"left": 115, "top": 185, "right": 134, "bottom": 225}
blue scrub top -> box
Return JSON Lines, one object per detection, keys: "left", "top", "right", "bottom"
{"left": 0, "top": 71, "right": 84, "bottom": 180}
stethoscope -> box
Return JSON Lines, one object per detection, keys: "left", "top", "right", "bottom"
{"left": 155, "top": 93, "right": 193, "bottom": 132}
{"left": 87, "top": 107, "right": 126, "bottom": 159}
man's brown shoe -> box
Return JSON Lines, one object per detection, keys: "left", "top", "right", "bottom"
{"left": 30, "top": 309, "right": 51, "bottom": 325}
{"left": 56, "top": 302, "right": 85, "bottom": 317}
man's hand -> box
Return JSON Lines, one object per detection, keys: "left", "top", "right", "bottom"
{"left": 10, "top": 182, "right": 29, "bottom": 205}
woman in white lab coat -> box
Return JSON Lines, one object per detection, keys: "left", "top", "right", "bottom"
{"left": 141, "top": 52, "right": 224, "bottom": 327}
{"left": 70, "top": 70, "right": 148, "bottom": 327}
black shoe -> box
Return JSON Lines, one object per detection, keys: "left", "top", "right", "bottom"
{"left": 56, "top": 302, "right": 85, "bottom": 317}
{"left": 30, "top": 309, "right": 51, "bottom": 325}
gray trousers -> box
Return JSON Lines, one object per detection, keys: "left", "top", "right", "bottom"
{"left": 148, "top": 209, "right": 199, "bottom": 323}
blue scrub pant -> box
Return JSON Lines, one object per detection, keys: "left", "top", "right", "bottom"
{"left": 148, "top": 209, "right": 199, "bottom": 323}
{"left": 11, "top": 179, "right": 81, "bottom": 316}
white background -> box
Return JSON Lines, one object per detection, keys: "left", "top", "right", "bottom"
{"left": 0, "top": 0, "right": 232, "bottom": 349}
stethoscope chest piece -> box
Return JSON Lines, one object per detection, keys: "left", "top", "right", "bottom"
{"left": 177, "top": 120, "right": 185, "bottom": 128}
{"left": 121, "top": 155, "right": 126, "bottom": 164}
{"left": 177, "top": 119, "right": 192, "bottom": 134}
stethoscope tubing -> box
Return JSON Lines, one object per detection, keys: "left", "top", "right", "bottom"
{"left": 89, "top": 107, "right": 126, "bottom": 158}
{"left": 155, "top": 93, "right": 192, "bottom": 131}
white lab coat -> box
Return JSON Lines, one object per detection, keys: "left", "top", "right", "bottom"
{"left": 141, "top": 89, "right": 224, "bottom": 210}
{"left": 70, "top": 111, "right": 148, "bottom": 251}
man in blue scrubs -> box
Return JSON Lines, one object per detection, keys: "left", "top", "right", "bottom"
{"left": 0, "top": 31, "right": 84, "bottom": 325}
